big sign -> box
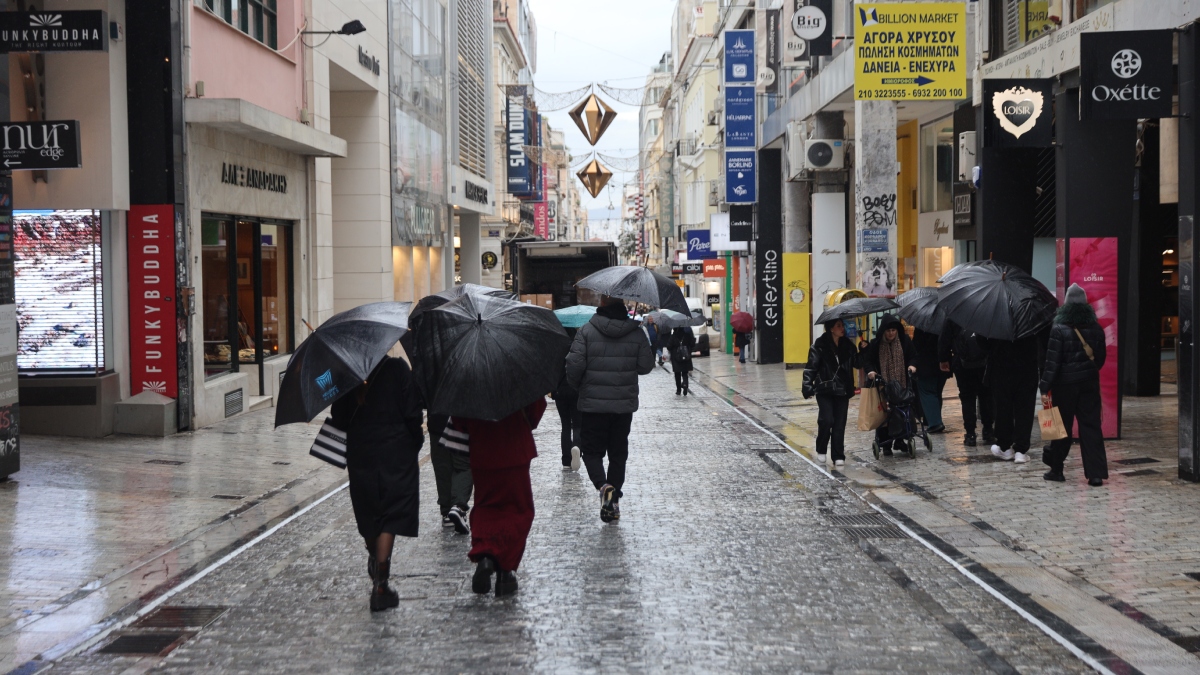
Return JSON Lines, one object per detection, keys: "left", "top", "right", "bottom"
{"left": 853, "top": 3, "right": 966, "bottom": 101}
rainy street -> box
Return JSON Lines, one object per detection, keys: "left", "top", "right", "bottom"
{"left": 3, "top": 355, "right": 1196, "bottom": 673}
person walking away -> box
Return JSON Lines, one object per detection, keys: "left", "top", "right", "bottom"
{"left": 330, "top": 357, "right": 425, "bottom": 612}
{"left": 448, "top": 398, "right": 547, "bottom": 597}
{"left": 669, "top": 326, "right": 696, "bottom": 395}
{"left": 913, "top": 327, "right": 948, "bottom": 433}
{"left": 802, "top": 319, "right": 859, "bottom": 467}
{"left": 863, "top": 314, "right": 917, "bottom": 457}
{"left": 987, "top": 331, "right": 1045, "bottom": 464}
{"left": 565, "top": 295, "right": 655, "bottom": 523}
{"left": 734, "top": 329, "right": 752, "bottom": 363}
{"left": 939, "top": 320, "right": 993, "bottom": 447}
{"left": 1039, "top": 284, "right": 1108, "bottom": 486}
{"left": 551, "top": 327, "right": 583, "bottom": 471}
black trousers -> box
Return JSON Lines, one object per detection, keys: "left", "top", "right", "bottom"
{"left": 580, "top": 412, "right": 633, "bottom": 498}
{"left": 956, "top": 368, "right": 993, "bottom": 434}
{"left": 815, "top": 394, "right": 849, "bottom": 461}
{"left": 554, "top": 395, "right": 582, "bottom": 464}
{"left": 674, "top": 368, "right": 690, "bottom": 392}
{"left": 992, "top": 377, "right": 1038, "bottom": 453}
{"left": 1043, "top": 380, "right": 1108, "bottom": 479}
{"left": 429, "top": 414, "right": 472, "bottom": 516}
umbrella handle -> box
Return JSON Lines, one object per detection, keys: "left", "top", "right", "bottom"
{"left": 301, "top": 318, "right": 316, "bottom": 332}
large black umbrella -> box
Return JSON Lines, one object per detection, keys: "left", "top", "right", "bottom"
{"left": 409, "top": 283, "right": 516, "bottom": 325}
{"left": 576, "top": 266, "right": 689, "bottom": 314}
{"left": 814, "top": 297, "right": 899, "bottom": 325}
{"left": 896, "top": 287, "right": 947, "bottom": 334}
{"left": 936, "top": 260, "right": 1057, "bottom": 341}
{"left": 275, "top": 302, "right": 411, "bottom": 427}
{"left": 413, "top": 293, "right": 570, "bottom": 421}
{"left": 645, "top": 308, "right": 706, "bottom": 329}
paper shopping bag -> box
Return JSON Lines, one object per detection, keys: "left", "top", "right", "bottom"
{"left": 857, "top": 386, "right": 887, "bottom": 431}
{"left": 1038, "top": 406, "right": 1068, "bottom": 442}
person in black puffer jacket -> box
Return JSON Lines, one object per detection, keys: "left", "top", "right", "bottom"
{"left": 565, "top": 296, "right": 655, "bottom": 522}
{"left": 939, "top": 320, "right": 993, "bottom": 447}
{"left": 802, "top": 319, "right": 860, "bottom": 467}
{"left": 1039, "top": 283, "right": 1108, "bottom": 486}
{"left": 668, "top": 326, "right": 696, "bottom": 395}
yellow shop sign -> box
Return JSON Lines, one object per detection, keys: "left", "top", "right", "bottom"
{"left": 854, "top": 3, "right": 967, "bottom": 101}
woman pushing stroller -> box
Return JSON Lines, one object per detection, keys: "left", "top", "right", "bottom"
{"left": 862, "top": 314, "right": 919, "bottom": 457}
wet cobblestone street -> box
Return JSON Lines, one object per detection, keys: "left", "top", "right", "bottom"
{"left": 37, "top": 366, "right": 1097, "bottom": 674}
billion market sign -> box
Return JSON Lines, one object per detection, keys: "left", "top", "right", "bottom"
{"left": 853, "top": 3, "right": 966, "bottom": 100}
{"left": 0, "top": 11, "right": 108, "bottom": 53}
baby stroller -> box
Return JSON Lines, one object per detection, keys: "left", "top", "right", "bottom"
{"left": 869, "top": 375, "right": 932, "bottom": 459}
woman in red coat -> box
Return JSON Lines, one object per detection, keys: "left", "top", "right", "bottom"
{"left": 446, "top": 397, "right": 546, "bottom": 597}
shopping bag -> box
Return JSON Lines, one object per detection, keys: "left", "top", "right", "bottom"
{"left": 857, "top": 386, "right": 887, "bottom": 431}
{"left": 309, "top": 418, "right": 348, "bottom": 469}
{"left": 1038, "top": 406, "right": 1068, "bottom": 442}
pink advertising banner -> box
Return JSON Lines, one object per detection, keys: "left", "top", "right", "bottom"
{"left": 533, "top": 202, "right": 549, "bottom": 239}
{"left": 1068, "top": 237, "right": 1119, "bottom": 438}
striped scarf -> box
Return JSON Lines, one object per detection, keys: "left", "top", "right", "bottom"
{"left": 880, "top": 336, "right": 906, "bottom": 388}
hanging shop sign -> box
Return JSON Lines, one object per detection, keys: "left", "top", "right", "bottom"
{"left": 703, "top": 259, "right": 727, "bottom": 278}
{"left": 128, "top": 205, "right": 179, "bottom": 399}
{"left": 756, "top": 206, "right": 784, "bottom": 362}
{"left": 953, "top": 182, "right": 973, "bottom": 239}
{"left": 725, "top": 150, "right": 757, "bottom": 204}
{"left": 788, "top": 0, "right": 833, "bottom": 60}
{"left": 729, "top": 204, "right": 754, "bottom": 241}
{"left": 982, "top": 78, "right": 1053, "bottom": 148}
{"left": 724, "top": 29, "right": 756, "bottom": 85}
{"left": 724, "top": 86, "right": 756, "bottom": 148}
{"left": 1080, "top": 30, "right": 1173, "bottom": 121}
{"left": 710, "top": 212, "right": 749, "bottom": 252}
{"left": 763, "top": 9, "right": 781, "bottom": 93}
{"left": 0, "top": 11, "right": 108, "bottom": 53}
{"left": 687, "top": 229, "right": 716, "bottom": 260}
{"left": 671, "top": 261, "right": 703, "bottom": 275}
{"left": 782, "top": 253, "right": 811, "bottom": 364}
{"left": 0, "top": 120, "right": 80, "bottom": 170}
{"left": 853, "top": 3, "right": 966, "bottom": 101}
{"left": 534, "top": 202, "right": 549, "bottom": 239}
{"left": 482, "top": 251, "right": 498, "bottom": 270}
{"left": 506, "top": 86, "right": 531, "bottom": 195}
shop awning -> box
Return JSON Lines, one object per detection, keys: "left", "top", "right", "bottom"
{"left": 185, "top": 98, "right": 348, "bottom": 158}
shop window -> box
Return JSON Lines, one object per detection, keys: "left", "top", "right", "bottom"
{"left": 14, "top": 210, "right": 105, "bottom": 372}
{"left": 201, "top": 215, "right": 292, "bottom": 388}
{"left": 920, "top": 116, "right": 955, "bottom": 214}
{"left": 203, "top": 0, "right": 277, "bottom": 49}
{"left": 993, "top": 1, "right": 1058, "bottom": 57}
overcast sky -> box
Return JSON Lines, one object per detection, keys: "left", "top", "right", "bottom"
{"left": 525, "top": 0, "right": 676, "bottom": 216}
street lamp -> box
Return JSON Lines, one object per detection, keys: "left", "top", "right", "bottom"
{"left": 303, "top": 20, "right": 366, "bottom": 36}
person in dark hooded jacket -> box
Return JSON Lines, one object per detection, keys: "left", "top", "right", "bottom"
{"left": 986, "top": 329, "right": 1046, "bottom": 465}
{"left": 862, "top": 314, "right": 918, "bottom": 456}
{"left": 1039, "top": 283, "right": 1108, "bottom": 486}
{"left": 551, "top": 327, "right": 583, "bottom": 471}
{"left": 802, "top": 319, "right": 859, "bottom": 466}
{"left": 912, "top": 327, "right": 948, "bottom": 433}
{"left": 668, "top": 326, "right": 696, "bottom": 395}
{"left": 565, "top": 296, "right": 655, "bottom": 522}
{"left": 939, "top": 320, "right": 993, "bottom": 447}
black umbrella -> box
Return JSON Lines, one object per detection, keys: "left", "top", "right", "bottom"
{"left": 275, "top": 302, "right": 411, "bottom": 427}
{"left": 814, "top": 297, "right": 900, "bottom": 325}
{"left": 409, "top": 283, "right": 516, "bottom": 325}
{"left": 936, "top": 260, "right": 1057, "bottom": 341}
{"left": 646, "top": 308, "right": 706, "bottom": 329}
{"left": 576, "top": 266, "right": 689, "bottom": 314}
{"left": 413, "top": 293, "right": 570, "bottom": 421}
{"left": 896, "top": 287, "right": 947, "bottom": 334}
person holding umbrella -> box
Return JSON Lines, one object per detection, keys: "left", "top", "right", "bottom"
{"left": 731, "top": 311, "right": 754, "bottom": 363}
{"left": 802, "top": 318, "right": 859, "bottom": 466}
{"left": 668, "top": 325, "right": 696, "bottom": 395}
{"left": 912, "top": 327, "right": 948, "bottom": 433}
{"left": 551, "top": 327, "right": 583, "bottom": 471}
{"left": 939, "top": 320, "right": 993, "bottom": 447}
{"left": 565, "top": 295, "right": 655, "bottom": 523}
{"left": 862, "top": 314, "right": 918, "bottom": 456}
{"left": 1039, "top": 284, "right": 1108, "bottom": 486}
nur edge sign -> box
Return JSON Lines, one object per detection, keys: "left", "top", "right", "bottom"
{"left": 1080, "top": 30, "right": 1172, "bottom": 121}
{"left": 0, "top": 11, "right": 108, "bottom": 53}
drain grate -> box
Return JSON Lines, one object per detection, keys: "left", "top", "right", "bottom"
{"left": 211, "top": 494, "right": 244, "bottom": 500}
{"left": 1115, "top": 457, "right": 1160, "bottom": 465}
{"left": 145, "top": 459, "right": 186, "bottom": 466}
{"left": 132, "top": 606, "right": 227, "bottom": 630}
{"left": 1123, "top": 469, "right": 1160, "bottom": 477}
{"left": 98, "top": 633, "right": 189, "bottom": 656}
{"left": 224, "top": 389, "right": 244, "bottom": 418}
{"left": 841, "top": 526, "right": 908, "bottom": 539}
{"left": 829, "top": 514, "right": 893, "bottom": 527}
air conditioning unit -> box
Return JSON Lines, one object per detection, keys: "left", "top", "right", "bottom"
{"left": 708, "top": 179, "right": 720, "bottom": 206}
{"left": 786, "top": 122, "right": 806, "bottom": 180}
{"left": 805, "top": 139, "right": 845, "bottom": 170}
{"left": 958, "top": 131, "right": 976, "bottom": 182}
{"left": 706, "top": 110, "right": 720, "bottom": 126}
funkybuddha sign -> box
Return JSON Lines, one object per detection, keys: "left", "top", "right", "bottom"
{"left": 853, "top": 3, "right": 966, "bottom": 101}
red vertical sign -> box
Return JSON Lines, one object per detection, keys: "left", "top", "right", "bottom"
{"left": 128, "top": 205, "right": 178, "bottom": 398}
{"left": 534, "top": 202, "right": 549, "bottom": 239}
{"left": 1069, "top": 237, "right": 1119, "bottom": 438}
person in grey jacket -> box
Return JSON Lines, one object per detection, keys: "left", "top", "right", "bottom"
{"left": 565, "top": 295, "right": 655, "bottom": 523}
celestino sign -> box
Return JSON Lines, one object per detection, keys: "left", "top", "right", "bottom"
{"left": 128, "top": 205, "right": 178, "bottom": 399}
{"left": 982, "top": 78, "right": 1053, "bottom": 148}
{"left": 1080, "top": 30, "right": 1173, "bottom": 120}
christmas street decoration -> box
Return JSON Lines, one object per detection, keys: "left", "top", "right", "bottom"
{"left": 576, "top": 158, "right": 613, "bottom": 198}
{"left": 569, "top": 93, "right": 618, "bottom": 146}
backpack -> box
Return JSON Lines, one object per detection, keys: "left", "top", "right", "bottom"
{"left": 673, "top": 341, "right": 691, "bottom": 363}
{"left": 955, "top": 331, "right": 988, "bottom": 370}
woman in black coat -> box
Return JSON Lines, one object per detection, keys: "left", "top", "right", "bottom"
{"left": 668, "top": 327, "right": 696, "bottom": 396}
{"left": 802, "top": 319, "right": 859, "bottom": 466}
{"left": 331, "top": 356, "right": 425, "bottom": 612}
{"left": 1039, "top": 283, "right": 1108, "bottom": 486}
{"left": 551, "top": 327, "right": 583, "bottom": 471}
{"left": 862, "top": 314, "right": 918, "bottom": 455}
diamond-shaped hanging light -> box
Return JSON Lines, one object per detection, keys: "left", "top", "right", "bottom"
{"left": 568, "top": 94, "right": 618, "bottom": 146}
{"left": 576, "top": 159, "right": 613, "bottom": 198}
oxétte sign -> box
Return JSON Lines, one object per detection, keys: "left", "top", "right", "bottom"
{"left": 1080, "top": 30, "right": 1173, "bottom": 120}
{"left": 128, "top": 205, "right": 178, "bottom": 399}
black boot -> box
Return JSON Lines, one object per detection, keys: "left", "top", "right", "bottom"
{"left": 963, "top": 433, "right": 977, "bottom": 447}
{"left": 473, "top": 556, "right": 495, "bottom": 594}
{"left": 495, "top": 570, "right": 518, "bottom": 597}
{"left": 1043, "top": 468, "right": 1065, "bottom": 482}
{"left": 369, "top": 557, "right": 400, "bottom": 612}
{"left": 676, "top": 387, "right": 681, "bottom": 395}
{"left": 981, "top": 427, "right": 995, "bottom": 445}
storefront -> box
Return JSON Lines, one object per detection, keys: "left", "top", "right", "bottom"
{"left": 917, "top": 115, "right": 957, "bottom": 287}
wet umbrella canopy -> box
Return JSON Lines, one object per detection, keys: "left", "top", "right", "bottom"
{"left": 413, "top": 293, "right": 571, "bottom": 421}
{"left": 409, "top": 283, "right": 516, "bottom": 325}
{"left": 936, "top": 260, "right": 1057, "bottom": 341}
{"left": 730, "top": 311, "right": 754, "bottom": 333}
{"left": 554, "top": 304, "right": 597, "bottom": 328}
{"left": 814, "top": 297, "right": 900, "bottom": 325}
{"left": 274, "top": 302, "right": 411, "bottom": 427}
{"left": 576, "top": 266, "right": 689, "bottom": 314}
{"left": 646, "top": 308, "right": 706, "bottom": 329}
{"left": 896, "top": 287, "right": 947, "bottom": 334}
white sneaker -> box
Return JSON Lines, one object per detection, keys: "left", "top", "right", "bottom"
{"left": 1014, "top": 452, "right": 1028, "bottom": 464}
{"left": 834, "top": 459, "right": 845, "bottom": 467}
{"left": 817, "top": 453, "right": 827, "bottom": 464}
{"left": 990, "top": 444, "right": 1004, "bottom": 458}
{"left": 1001, "top": 449, "right": 1015, "bottom": 461}
{"left": 570, "top": 446, "right": 581, "bottom": 472}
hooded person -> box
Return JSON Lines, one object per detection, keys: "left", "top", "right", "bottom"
{"left": 1039, "top": 283, "right": 1108, "bottom": 486}
{"left": 565, "top": 295, "right": 655, "bottom": 523}
{"left": 939, "top": 319, "right": 993, "bottom": 447}
{"left": 862, "top": 314, "right": 918, "bottom": 456}
{"left": 802, "top": 318, "right": 860, "bottom": 466}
